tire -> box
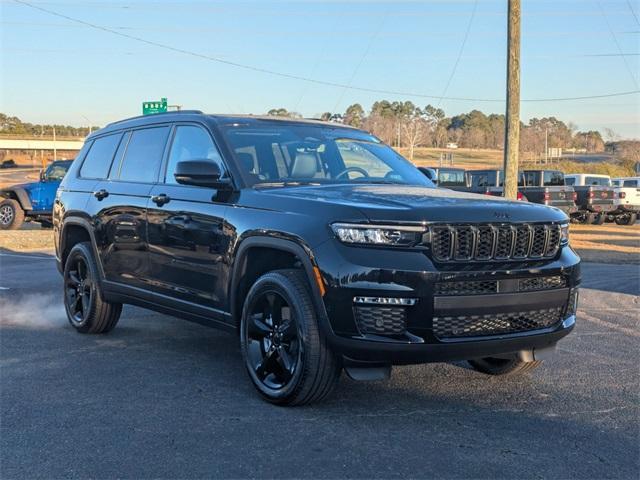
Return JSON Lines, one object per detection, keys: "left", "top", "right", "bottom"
{"left": 240, "top": 269, "right": 341, "bottom": 406}
{"left": 615, "top": 213, "right": 637, "bottom": 225}
{"left": 592, "top": 213, "right": 606, "bottom": 225}
{"left": 63, "top": 242, "right": 122, "bottom": 334}
{"left": 0, "top": 198, "right": 25, "bottom": 230}
{"left": 468, "top": 357, "right": 541, "bottom": 376}
{"left": 39, "top": 219, "right": 53, "bottom": 229}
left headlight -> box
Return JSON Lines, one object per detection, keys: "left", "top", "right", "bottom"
{"left": 331, "top": 223, "right": 425, "bottom": 247}
{"left": 560, "top": 223, "right": 570, "bottom": 245}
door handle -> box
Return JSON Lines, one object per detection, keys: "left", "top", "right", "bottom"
{"left": 151, "top": 193, "right": 171, "bottom": 206}
{"left": 93, "top": 189, "right": 109, "bottom": 200}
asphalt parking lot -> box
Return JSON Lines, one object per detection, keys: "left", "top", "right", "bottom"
{"left": 0, "top": 251, "right": 638, "bottom": 479}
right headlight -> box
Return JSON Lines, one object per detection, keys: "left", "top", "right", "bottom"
{"left": 560, "top": 223, "right": 570, "bottom": 245}
{"left": 331, "top": 223, "right": 426, "bottom": 247}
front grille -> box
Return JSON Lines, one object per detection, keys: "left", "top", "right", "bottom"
{"left": 435, "top": 275, "right": 567, "bottom": 296}
{"left": 354, "top": 306, "right": 406, "bottom": 335}
{"left": 433, "top": 307, "right": 563, "bottom": 339}
{"left": 430, "top": 223, "right": 562, "bottom": 263}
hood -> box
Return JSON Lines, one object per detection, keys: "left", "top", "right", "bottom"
{"left": 1, "top": 181, "right": 37, "bottom": 193}
{"left": 253, "top": 184, "right": 568, "bottom": 223}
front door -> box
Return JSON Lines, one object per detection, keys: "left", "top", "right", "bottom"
{"left": 146, "top": 124, "right": 232, "bottom": 311}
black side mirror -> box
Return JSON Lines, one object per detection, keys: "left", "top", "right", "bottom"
{"left": 174, "top": 160, "right": 231, "bottom": 189}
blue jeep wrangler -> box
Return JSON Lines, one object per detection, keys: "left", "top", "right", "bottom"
{"left": 0, "top": 160, "right": 72, "bottom": 230}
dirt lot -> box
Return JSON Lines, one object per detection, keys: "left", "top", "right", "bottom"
{"left": 2, "top": 223, "right": 638, "bottom": 264}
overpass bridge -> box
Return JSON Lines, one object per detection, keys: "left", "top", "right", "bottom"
{"left": 0, "top": 138, "right": 84, "bottom": 151}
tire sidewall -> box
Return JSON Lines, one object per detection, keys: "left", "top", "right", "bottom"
{"left": 0, "top": 200, "right": 18, "bottom": 229}
{"left": 240, "top": 273, "right": 310, "bottom": 402}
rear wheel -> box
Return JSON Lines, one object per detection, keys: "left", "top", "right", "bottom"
{"left": 240, "top": 269, "right": 341, "bottom": 406}
{"left": 592, "top": 213, "right": 606, "bottom": 225}
{"left": 468, "top": 357, "right": 541, "bottom": 376}
{"left": 0, "top": 199, "right": 24, "bottom": 230}
{"left": 63, "top": 242, "right": 122, "bottom": 334}
{"left": 615, "top": 213, "right": 637, "bottom": 225}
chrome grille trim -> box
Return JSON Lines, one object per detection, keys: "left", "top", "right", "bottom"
{"left": 429, "top": 223, "right": 562, "bottom": 263}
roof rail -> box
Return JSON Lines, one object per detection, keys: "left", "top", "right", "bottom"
{"left": 105, "top": 110, "right": 204, "bottom": 127}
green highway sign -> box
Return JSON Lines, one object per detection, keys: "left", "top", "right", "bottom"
{"left": 142, "top": 97, "right": 167, "bottom": 115}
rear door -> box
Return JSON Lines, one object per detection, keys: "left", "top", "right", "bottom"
{"left": 89, "top": 125, "right": 171, "bottom": 289}
{"left": 146, "top": 123, "right": 232, "bottom": 312}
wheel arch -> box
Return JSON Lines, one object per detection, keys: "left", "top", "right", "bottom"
{"left": 0, "top": 188, "right": 32, "bottom": 211}
{"left": 229, "top": 236, "right": 330, "bottom": 333}
{"left": 59, "top": 217, "right": 105, "bottom": 279}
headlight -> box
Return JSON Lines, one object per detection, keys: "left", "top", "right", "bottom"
{"left": 331, "top": 223, "right": 425, "bottom": 247}
{"left": 560, "top": 223, "right": 570, "bottom": 244}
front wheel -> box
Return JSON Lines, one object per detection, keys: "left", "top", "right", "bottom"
{"left": 468, "top": 357, "right": 541, "bottom": 376}
{"left": 63, "top": 242, "right": 122, "bottom": 334}
{"left": 240, "top": 269, "right": 341, "bottom": 406}
{"left": 0, "top": 199, "right": 24, "bottom": 230}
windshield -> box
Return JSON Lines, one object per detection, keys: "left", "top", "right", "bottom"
{"left": 220, "top": 123, "right": 432, "bottom": 187}
{"left": 45, "top": 161, "right": 70, "bottom": 181}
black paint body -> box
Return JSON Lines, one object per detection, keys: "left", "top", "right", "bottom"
{"left": 54, "top": 113, "right": 580, "bottom": 365}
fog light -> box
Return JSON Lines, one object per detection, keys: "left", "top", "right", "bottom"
{"left": 353, "top": 296, "right": 417, "bottom": 306}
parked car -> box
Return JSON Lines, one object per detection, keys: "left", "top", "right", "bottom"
{"left": 564, "top": 174, "right": 616, "bottom": 224}
{"left": 0, "top": 159, "right": 72, "bottom": 230}
{"left": 54, "top": 112, "right": 580, "bottom": 405}
{"left": 520, "top": 170, "right": 578, "bottom": 217}
{"left": 610, "top": 176, "right": 640, "bottom": 225}
{"left": 417, "top": 167, "right": 467, "bottom": 189}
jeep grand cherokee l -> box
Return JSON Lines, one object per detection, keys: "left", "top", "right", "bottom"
{"left": 54, "top": 112, "right": 580, "bottom": 405}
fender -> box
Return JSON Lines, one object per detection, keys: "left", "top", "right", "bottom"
{"left": 58, "top": 216, "right": 105, "bottom": 280}
{"left": 229, "top": 235, "right": 333, "bottom": 336}
{"left": 1, "top": 187, "right": 33, "bottom": 211}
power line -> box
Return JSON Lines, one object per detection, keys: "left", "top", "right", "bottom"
{"left": 626, "top": 0, "right": 640, "bottom": 26}
{"left": 596, "top": 1, "right": 639, "bottom": 89}
{"left": 436, "top": 0, "right": 479, "bottom": 107}
{"left": 12, "top": 0, "right": 640, "bottom": 103}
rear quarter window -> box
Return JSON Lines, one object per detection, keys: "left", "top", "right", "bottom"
{"left": 79, "top": 133, "right": 122, "bottom": 179}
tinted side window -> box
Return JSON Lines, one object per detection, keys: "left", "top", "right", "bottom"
{"left": 585, "top": 176, "right": 609, "bottom": 186}
{"left": 623, "top": 179, "right": 637, "bottom": 187}
{"left": 543, "top": 171, "right": 565, "bottom": 186}
{"left": 118, "top": 127, "right": 170, "bottom": 183}
{"left": 79, "top": 134, "right": 122, "bottom": 179}
{"left": 565, "top": 177, "right": 576, "bottom": 186}
{"left": 165, "top": 125, "right": 225, "bottom": 184}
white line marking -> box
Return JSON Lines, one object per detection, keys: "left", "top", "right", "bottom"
{"left": 0, "top": 253, "right": 54, "bottom": 260}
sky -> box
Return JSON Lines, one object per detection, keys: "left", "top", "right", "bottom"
{"left": 1, "top": 0, "right": 639, "bottom": 139}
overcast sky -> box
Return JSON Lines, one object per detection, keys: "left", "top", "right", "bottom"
{"left": 1, "top": 0, "right": 638, "bottom": 138}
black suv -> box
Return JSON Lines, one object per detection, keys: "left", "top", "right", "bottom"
{"left": 54, "top": 112, "right": 580, "bottom": 405}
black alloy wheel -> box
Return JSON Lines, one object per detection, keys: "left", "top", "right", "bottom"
{"left": 65, "top": 255, "right": 93, "bottom": 326}
{"left": 240, "top": 269, "right": 341, "bottom": 405}
{"left": 244, "top": 290, "right": 301, "bottom": 390}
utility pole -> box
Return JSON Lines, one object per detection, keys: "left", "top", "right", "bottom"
{"left": 503, "top": 0, "right": 521, "bottom": 200}
{"left": 544, "top": 127, "right": 548, "bottom": 164}
{"left": 53, "top": 127, "right": 57, "bottom": 162}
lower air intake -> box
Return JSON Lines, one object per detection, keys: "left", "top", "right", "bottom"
{"left": 354, "top": 306, "right": 406, "bottom": 335}
{"left": 433, "top": 307, "right": 563, "bottom": 339}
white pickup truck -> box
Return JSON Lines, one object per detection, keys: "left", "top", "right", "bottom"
{"left": 611, "top": 177, "right": 640, "bottom": 225}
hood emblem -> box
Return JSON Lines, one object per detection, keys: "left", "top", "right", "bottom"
{"left": 493, "top": 211, "right": 510, "bottom": 220}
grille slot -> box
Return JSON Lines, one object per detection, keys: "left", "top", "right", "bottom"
{"left": 429, "top": 223, "right": 562, "bottom": 263}
{"left": 518, "top": 276, "right": 566, "bottom": 292}
{"left": 435, "top": 280, "right": 498, "bottom": 296}
{"left": 354, "top": 306, "right": 406, "bottom": 335}
{"left": 433, "top": 307, "right": 563, "bottom": 339}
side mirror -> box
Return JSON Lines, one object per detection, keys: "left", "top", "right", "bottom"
{"left": 174, "top": 160, "right": 231, "bottom": 189}
{"left": 418, "top": 167, "right": 437, "bottom": 185}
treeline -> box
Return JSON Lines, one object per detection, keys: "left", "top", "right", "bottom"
{"left": 267, "top": 103, "right": 606, "bottom": 160}
{"left": 0, "top": 113, "right": 96, "bottom": 138}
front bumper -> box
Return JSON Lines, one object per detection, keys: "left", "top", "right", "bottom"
{"left": 313, "top": 241, "right": 580, "bottom": 365}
